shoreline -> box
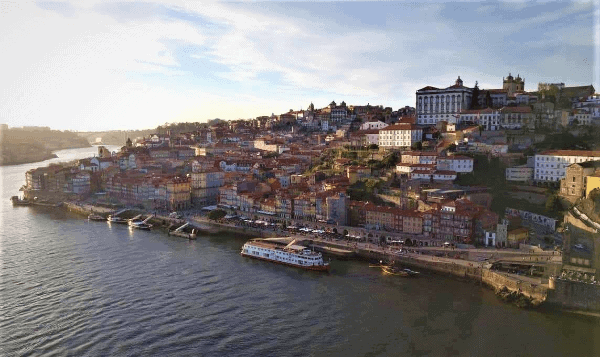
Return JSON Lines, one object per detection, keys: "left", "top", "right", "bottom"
{"left": 0, "top": 144, "right": 92, "bottom": 167}
{"left": 22, "top": 199, "right": 600, "bottom": 316}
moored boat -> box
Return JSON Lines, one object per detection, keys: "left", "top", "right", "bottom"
{"left": 129, "top": 219, "right": 152, "bottom": 230}
{"left": 88, "top": 214, "right": 106, "bottom": 221}
{"left": 10, "top": 196, "right": 30, "bottom": 206}
{"left": 381, "top": 265, "right": 410, "bottom": 277}
{"left": 107, "top": 215, "right": 128, "bottom": 224}
{"left": 241, "top": 239, "right": 330, "bottom": 272}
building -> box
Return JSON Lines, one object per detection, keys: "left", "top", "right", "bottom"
{"left": 326, "top": 192, "right": 347, "bottom": 225}
{"left": 560, "top": 161, "right": 600, "bottom": 198}
{"left": 191, "top": 169, "right": 225, "bottom": 206}
{"left": 346, "top": 166, "right": 371, "bottom": 184}
{"left": 503, "top": 73, "right": 525, "bottom": 96}
{"left": 506, "top": 165, "right": 534, "bottom": 183}
{"left": 401, "top": 151, "right": 438, "bottom": 165}
{"left": 459, "top": 108, "right": 501, "bottom": 130}
{"left": 166, "top": 176, "right": 191, "bottom": 211}
{"left": 534, "top": 150, "right": 600, "bottom": 185}
{"left": 72, "top": 171, "right": 91, "bottom": 195}
{"left": 507, "top": 227, "right": 529, "bottom": 248}
{"left": 416, "top": 76, "right": 473, "bottom": 125}
{"left": 378, "top": 124, "right": 423, "bottom": 149}
{"left": 499, "top": 106, "right": 533, "bottom": 130}
{"left": 360, "top": 120, "right": 388, "bottom": 130}
{"left": 436, "top": 156, "right": 474, "bottom": 173}
{"left": 585, "top": 173, "right": 600, "bottom": 198}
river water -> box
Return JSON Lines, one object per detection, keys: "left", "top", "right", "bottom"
{"left": 1, "top": 147, "right": 599, "bottom": 356}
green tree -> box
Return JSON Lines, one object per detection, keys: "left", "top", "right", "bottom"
{"left": 208, "top": 209, "right": 227, "bottom": 221}
{"left": 545, "top": 195, "right": 562, "bottom": 213}
{"left": 484, "top": 91, "right": 492, "bottom": 108}
{"left": 470, "top": 82, "right": 480, "bottom": 110}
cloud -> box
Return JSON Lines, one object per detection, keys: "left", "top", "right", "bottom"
{"left": 0, "top": 0, "right": 596, "bottom": 130}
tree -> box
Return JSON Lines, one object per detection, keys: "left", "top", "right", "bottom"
{"left": 470, "top": 82, "right": 480, "bottom": 110}
{"left": 411, "top": 142, "right": 423, "bottom": 150}
{"left": 208, "top": 209, "right": 227, "bottom": 221}
{"left": 545, "top": 195, "right": 562, "bottom": 213}
{"left": 125, "top": 137, "right": 132, "bottom": 147}
{"left": 343, "top": 229, "right": 348, "bottom": 236}
{"left": 485, "top": 91, "right": 492, "bottom": 108}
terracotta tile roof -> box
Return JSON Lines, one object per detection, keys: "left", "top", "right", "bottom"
{"left": 539, "top": 150, "right": 600, "bottom": 157}
{"left": 500, "top": 106, "right": 532, "bottom": 113}
{"left": 380, "top": 123, "right": 420, "bottom": 131}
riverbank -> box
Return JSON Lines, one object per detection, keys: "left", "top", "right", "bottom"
{"left": 21, "top": 199, "right": 600, "bottom": 314}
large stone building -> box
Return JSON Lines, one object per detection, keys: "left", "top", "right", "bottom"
{"left": 416, "top": 76, "right": 473, "bottom": 125}
{"left": 502, "top": 73, "right": 525, "bottom": 96}
{"left": 560, "top": 161, "right": 600, "bottom": 198}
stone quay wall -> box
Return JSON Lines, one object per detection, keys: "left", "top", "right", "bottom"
{"left": 547, "top": 278, "right": 600, "bottom": 312}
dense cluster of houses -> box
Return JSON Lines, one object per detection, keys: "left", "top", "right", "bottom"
{"left": 22, "top": 72, "right": 600, "bottom": 247}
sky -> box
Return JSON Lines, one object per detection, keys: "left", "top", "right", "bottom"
{"left": 1, "top": 0, "right": 598, "bottom": 131}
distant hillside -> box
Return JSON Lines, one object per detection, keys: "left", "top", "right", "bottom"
{"left": 77, "top": 129, "right": 155, "bottom": 146}
{"left": 0, "top": 127, "right": 90, "bottom": 165}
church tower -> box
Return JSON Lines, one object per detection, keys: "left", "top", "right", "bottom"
{"left": 503, "top": 73, "right": 525, "bottom": 96}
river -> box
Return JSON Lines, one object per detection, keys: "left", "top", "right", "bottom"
{"left": 1, "top": 147, "right": 599, "bottom": 356}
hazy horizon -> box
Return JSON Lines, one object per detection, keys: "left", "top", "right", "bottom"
{"left": 1, "top": 0, "right": 597, "bottom": 131}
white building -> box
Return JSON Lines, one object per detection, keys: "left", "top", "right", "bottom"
{"left": 416, "top": 76, "right": 473, "bottom": 125}
{"left": 356, "top": 129, "right": 379, "bottom": 145}
{"left": 401, "top": 151, "right": 438, "bottom": 165}
{"left": 436, "top": 156, "right": 474, "bottom": 173}
{"left": 378, "top": 124, "right": 422, "bottom": 149}
{"left": 360, "top": 120, "right": 389, "bottom": 130}
{"left": 534, "top": 150, "right": 600, "bottom": 184}
{"left": 570, "top": 110, "right": 592, "bottom": 125}
{"left": 506, "top": 165, "right": 534, "bottom": 182}
{"left": 459, "top": 108, "right": 501, "bottom": 130}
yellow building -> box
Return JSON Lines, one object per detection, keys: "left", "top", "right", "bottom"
{"left": 346, "top": 166, "right": 371, "bottom": 184}
{"left": 585, "top": 173, "right": 600, "bottom": 198}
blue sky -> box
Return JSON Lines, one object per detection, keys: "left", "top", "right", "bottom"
{"left": 1, "top": 0, "right": 597, "bottom": 131}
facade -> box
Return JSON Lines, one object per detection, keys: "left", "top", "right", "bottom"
{"left": 72, "top": 171, "right": 91, "bottom": 195}
{"left": 416, "top": 76, "right": 473, "bottom": 125}
{"left": 436, "top": 156, "right": 474, "bottom": 173}
{"left": 401, "top": 151, "right": 438, "bottom": 165}
{"left": 459, "top": 108, "right": 501, "bottom": 130}
{"left": 499, "top": 106, "right": 533, "bottom": 130}
{"left": 360, "top": 121, "right": 388, "bottom": 130}
{"left": 191, "top": 169, "right": 225, "bottom": 206}
{"left": 326, "top": 192, "right": 347, "bottom": 225}
{"left": 502, "top": 73, "right": 525, "bottom": 96}
{"left": 506, "top": 165, "right": 534, "bottom": 182}
{"left": 378, "top": 124, "right": 423, "bottom": 149}
{"left": 534, "top": 150, "right": 600, "bottom": 184}
{"left": 585, "top": 174, "right": 600, "bottom": 198}
{"left": 346, "top": 166, "right": 371, "bottom": 184}
{"left": 166, "top": 177, "right": 191, "bottom": 211}
{"left": 560, "top": 161, "right": 600, "bottom": 198}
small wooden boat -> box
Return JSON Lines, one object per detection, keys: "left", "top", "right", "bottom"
{"left": 10, "top": 196, "right": 30, "bottom": 206}
{"left": 88, "top": 214, "right": 106, "bottom": 221}
{"left": 107, "top": 215, "right": 128, "bottom": 224}
{"left": 402, "top": 268, "right": 420, "bottom": 277}
{"left": 129, "top": 220, "right": 152, "bottom": 230}
{"left": 381, "top": 265, "right": 410, "bottom": 277}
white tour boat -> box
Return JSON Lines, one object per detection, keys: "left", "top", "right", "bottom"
{"left": 241, "top": 239, "right": 330, "bottom": 272}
